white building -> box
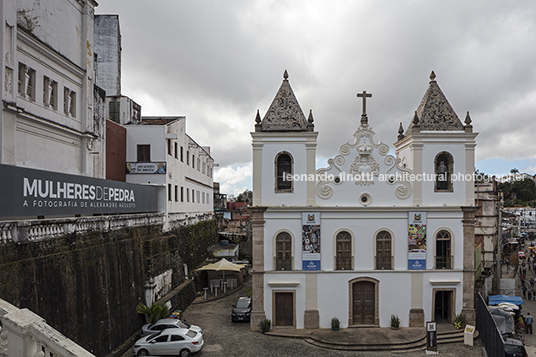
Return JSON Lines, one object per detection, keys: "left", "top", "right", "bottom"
{"left": 1, "top": 0, "right": 104, "bottom": 178}
{"left": 126, "top": 116, "right": 214, "bottom": 215}
{"left": 250, "top": 71, "right": 478, "bottom": 330}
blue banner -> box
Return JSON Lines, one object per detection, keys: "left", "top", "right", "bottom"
{"left": 303, "top": 260, "right": 321, "bottom": 271}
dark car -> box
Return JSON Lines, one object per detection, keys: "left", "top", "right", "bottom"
{"left": 504, "top": 338, "right": 527, "bottom": 357}
{"left": 232, "top": 297, "right": 252, "bottom": 322}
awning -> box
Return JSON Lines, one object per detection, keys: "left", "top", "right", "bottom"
{"left": 488, "top": 294, "right": 524, "bottom": 306}
{"left": 195, "top": 258, "right": 245, "bottom": 273}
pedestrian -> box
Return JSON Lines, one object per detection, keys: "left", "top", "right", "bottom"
{"left": 523, "top": 285, "right": 527, "bottom": 299}
{"left": 526, "top": 312, "right": 534, "bottom": 334}
{"left": 530, "top": 278, "right": 534, "bottom": 287}
{"left": 529, "top": 290, "right": 532, "bottom": 300}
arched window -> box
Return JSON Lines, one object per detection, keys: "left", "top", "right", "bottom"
{"left": 275, "top": 152, "right": 293, "bottom": 192}
{"left": 376, "top": 231, "right": 392, "bottom": 270}
{"left": 436, "top": 230, "right": 451, "bottom": 269}
{"left": 275, "top": 232, "right": 292, "bottom": 270}
{"left": 336, "top": 231, "right": 352, "bottom": 270}
{"left": 435, "top": 152, "right": 454, "bottom": 192}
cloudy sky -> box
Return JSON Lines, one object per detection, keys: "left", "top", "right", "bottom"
{"left": 96, "top": 1, "right": 536, "bottom": 196}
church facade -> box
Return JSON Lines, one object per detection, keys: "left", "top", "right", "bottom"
{"left": 250, "top": 71, "right": 478, "bottom": 330}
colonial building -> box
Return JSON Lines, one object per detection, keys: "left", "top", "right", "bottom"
{"left": 475, "top": 182, "right": 499, "bottom": 273}
{"left": 1, "top": 0, "right": 104, "bottom": 178}
{"left": 250, "top": 71, "right": 478, "bottom": 330}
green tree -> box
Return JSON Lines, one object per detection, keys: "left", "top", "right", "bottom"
{"left": 499, "top": 178, "right": 536, "bottom": 206}
{"left": 137, "top": 303, "right": 170, "bottom": 323}
{"left": 474, "top": 168, "right": 490, "bottom": 183}
{"left": 236, "top": 189, "right": 253, "bottom": 204}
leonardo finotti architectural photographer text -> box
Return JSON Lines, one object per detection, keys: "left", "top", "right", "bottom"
{"left": 284, "top": 172, "right": 521, "bottom": 183}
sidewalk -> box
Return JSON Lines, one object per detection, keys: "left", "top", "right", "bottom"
{"left": 516, "top": 247, "right": 536, "bottom": 356}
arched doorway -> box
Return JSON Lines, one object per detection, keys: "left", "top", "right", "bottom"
{"left": 350, "top": 279, "right": 378, "bottom": 325}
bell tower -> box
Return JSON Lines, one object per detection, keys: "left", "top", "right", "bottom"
{"left": 394, "top": 72, "right": 478, "bottom": 206}
{"left": 251, "top": 70, "right": 318, "bottom": 207}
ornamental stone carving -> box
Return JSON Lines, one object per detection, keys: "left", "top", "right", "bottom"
{"left": 259, "top": 71, "right": 309, "bottom": 132}
{"left": 316, "top": 122, "right": 412, "bottom": 201}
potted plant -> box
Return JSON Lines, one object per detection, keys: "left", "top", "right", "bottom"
{"left": 391, "top": 314, "right": 400, "bottom": 330}
{"left": 260, "top": 318, "right": 271, "bottom": 333}
{"left": 454, "top": 313, "right": 467, "bottom": 330}
{"left": 331, "top": 317, "right": 340, "bottom": 331}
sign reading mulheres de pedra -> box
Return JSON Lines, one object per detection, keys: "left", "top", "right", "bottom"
{"left": 0, "top": 164, "right": 158, "bottom": 218}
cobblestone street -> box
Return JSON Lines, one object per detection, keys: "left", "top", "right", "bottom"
{"left": 165, "top": 278, "right": 485, "bottom": 357}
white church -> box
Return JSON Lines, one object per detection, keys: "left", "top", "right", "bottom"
{"left": 249, "top": 71, "right": 478, "bottom": 330}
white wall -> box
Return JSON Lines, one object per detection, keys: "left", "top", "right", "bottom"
{"left": 125, "top": 118, "right": 214, "bottom": 215}
{"left": 262, "top": 207, "right": 465, "bottom": 328}
{"left": 261, "top": 142, "right": 309, "bottom": 207}
{"left": 94, "top": 15, "right": 121, "bottom": 96}
{"left": 1, "top": 0, "right": 102, "bottom": 177}
{"left": 421, "top": 141, "right": 468, "bottom": 206}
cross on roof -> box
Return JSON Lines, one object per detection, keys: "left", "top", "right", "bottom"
{"left": 357, "top": 91, "right": 372, "bottom": 124}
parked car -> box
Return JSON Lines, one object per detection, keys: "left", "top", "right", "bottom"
{"left": 133, "top": 329, "right": 204, "bottom": 357}
{"left": 232, "top": 296, "right": 252, "bottom": 322}
{"left": 141, "top": 318, "right": 203, "bottom": 337}
{"left": 504, "top": 338, "right": 527, "bottom": 357}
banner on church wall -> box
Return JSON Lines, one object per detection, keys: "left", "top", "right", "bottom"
{"left": 408, "top": 211, "right": 427, "bottom": 270}
{"left": 302, "top": 212, "right": 321, "bottom": 271}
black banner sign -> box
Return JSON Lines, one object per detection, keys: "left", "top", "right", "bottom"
{"left": 0, "top": 164, "right": 159, "bottom": 218}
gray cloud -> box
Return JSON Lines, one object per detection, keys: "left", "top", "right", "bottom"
{"left": 96, "top": 0, "right": 536, "bottom": 175}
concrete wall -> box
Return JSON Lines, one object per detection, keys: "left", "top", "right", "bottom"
{"left": 94, "top": 15, "right": 121, "bottom": 96}
{"left": 0, "top": 218, "right": 217, "bottom": 356}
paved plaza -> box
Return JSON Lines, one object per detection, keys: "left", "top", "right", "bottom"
{"left": 144, "top": 278, "right": 485, "bottom": 357}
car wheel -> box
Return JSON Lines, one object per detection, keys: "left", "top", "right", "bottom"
{"left": 179, "top": 349, "right": 191, "bottom": 357}
{"left": 137, "top": 349, "right": 149, "bottom": 356}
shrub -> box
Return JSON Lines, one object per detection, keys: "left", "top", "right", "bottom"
{"left": 391, "top": 314, "right": 400, "bottom": 328}
{"left": 454, "top": 313, "right": 467, "bottom": 330}
{"left": 260, "top": 318, "right": 271, "bottom": 332}
{"left": 331, "top": 317, "right": 340, "bottom": 329}
{"left": 137, "top": 303, "right": 170, "bottom": 324}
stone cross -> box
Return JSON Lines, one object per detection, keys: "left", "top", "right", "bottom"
{"left": 357, "top": 91, "right": 372, "bottom": 124}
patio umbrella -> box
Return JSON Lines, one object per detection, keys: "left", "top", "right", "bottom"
{"left": 195, "top": 258, "right": 245, "bottom": 284}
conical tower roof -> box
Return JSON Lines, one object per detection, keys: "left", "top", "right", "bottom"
{"left": 260, "top": 70, "right": 309, "bottom": 132}
{"left": 406, "top": 71, "right": 464, "bottom": 133}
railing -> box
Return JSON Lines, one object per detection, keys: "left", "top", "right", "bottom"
{"left": 0, "top": 298, "right": 95, "bottom": 357}
{"left": 0, "top": 211, "right": 214, "bottom": 244}
{"left": 476, "top": 292, "right": 504, "bottom": 357}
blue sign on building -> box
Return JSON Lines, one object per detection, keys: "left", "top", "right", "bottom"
{"left": 303, "top": 260, "right": 321, "bottom": 271}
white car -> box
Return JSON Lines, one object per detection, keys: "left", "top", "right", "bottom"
{"left": 133, "top": 329, "right": 204, "bottom": 357}
{"left": 141, "top": 318, "right": 203, "bottom": 336}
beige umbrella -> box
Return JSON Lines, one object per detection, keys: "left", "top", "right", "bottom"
{"left": 195, "top": 258, "right": 246, "bottom": 287}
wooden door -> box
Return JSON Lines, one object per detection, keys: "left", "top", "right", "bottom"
{"left": 275, "top": 292, "right": 294, "bottom": 326}
{"left": 352, "top": 281, "right": 375, "bottom": 325}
